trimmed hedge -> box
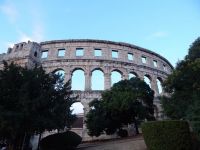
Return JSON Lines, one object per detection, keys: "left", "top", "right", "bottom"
{"left": 190, "top": 121, "right": 200, "bottom": 140}
{"left": 142, "top": 120, "right": 192, "bottom": 150}
{"left": 40, "top": 131, "right": 82, "bottom": 150}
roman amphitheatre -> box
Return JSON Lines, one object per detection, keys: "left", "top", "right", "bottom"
{"left": 0, "top": 39, "right": 173, "bottom": 141}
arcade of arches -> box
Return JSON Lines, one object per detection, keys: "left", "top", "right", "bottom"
{"left": 53, "top": 68, "right": 163, "bottom": 93}
{"left": 53, "top": 68, "right": 163, "bottom": 115}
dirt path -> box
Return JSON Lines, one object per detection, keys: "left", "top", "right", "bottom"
{"left": 78, "top": 136, "right": 147, "bottom": 150}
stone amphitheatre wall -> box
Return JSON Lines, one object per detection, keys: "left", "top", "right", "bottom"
{"left": 0, "top": 39, "right": 173, "bottom": 141}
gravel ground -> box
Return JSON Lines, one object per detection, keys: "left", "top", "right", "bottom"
{"left": 77, "top": 136, "right": 147, "bottom": 150}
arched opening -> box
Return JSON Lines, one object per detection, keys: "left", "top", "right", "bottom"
{"left": 111, "top": 70, "right": 122, "bottom": 86}
{"left": 53, "top": 69, "right": 65, "bottom": 89}
{"left": 70, "top": 102, "right": 84, "bottom": 129}
{"left": 71, "top": 69, "right": 85, "bottom": 91}
{"left": 54, "top": 69, "right": 65, "bottom": 80}
{"left": 70, "top": 102, "right": 84, "bottom": 114}
{"left": 91, "top": 69, "right": 104, "bottom": 90}
{"left": 34, "top": 51, "right": 38, "bottom": 57}
{"left": 156, "top": 78, "right": 163, "bottom": 94}
{"left": 144, "top": 75, "right": 151, "bottom": 88}
{"left": 129, "top": 72, "right": 137, "bottom": 79}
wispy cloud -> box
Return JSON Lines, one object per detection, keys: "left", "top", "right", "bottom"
{"left": 17, "top": 30, "right": 32, "bottom": 42}
{"left": 6, "top": 42, "right": 14, "bottom": 48}
{"left": 0, "top": 0, "right": 19, "bottom": 23}
{"left": 29, "top": 2, "right": 45, "bottom": 42}
{"left": 32, "top": 23, "right": 44, "bottom": 42}
{"left": 4, "top": 24, "right": 44, "bottom": 48}
{"left": 17, "top": 23, "right": 44, "bottom": 43}
{"left": 151, "top": 31, "right": 168, "bottom": 38}
{"left": 19, "top": 0, "right": 45, "bottom": 42}
{"left": 147, "top": 31, "right": 169, "bottom": 40}
{"left": 1, "top": 0, "right": 45, "bottom": 48}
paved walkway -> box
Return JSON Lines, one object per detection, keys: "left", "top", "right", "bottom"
{"left": 77, "top": 136, "right": 147, "bottom": 150}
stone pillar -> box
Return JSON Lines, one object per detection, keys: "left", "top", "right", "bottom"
{"left": 137, "top": 71, "right": 144, "bottom": 80}
{"left": 123, "top": 74, "right": 129, "bottom": 80}
{"left": 64, "top": 67, "right": 71, "bottom": 83}
{"left": 151, "top": 76, "right": 159, "bottom": 97}
{"left": 64, "top": 72, "right": 71, "bottom": 83}
{"left": 85, "top": 72, "right": 91, "bottom": 91}
{"left": 45, "top": 68, "right": 53, "bottom": 74}
{"left": 104, "top": 73, "right": 111, "bottom": 90}
{"left": 82, "top": 103, "right": 90, "bottom": 141}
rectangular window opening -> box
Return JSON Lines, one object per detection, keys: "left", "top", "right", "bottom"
{"left": 94, "top": 49, "right": 102, "bottom": 57}
{"left": 58, "top": 49, "right": 65, "bottom": 57}
{"left": 142, "top": 56, "right": 147, "bottom": 63}
{"left": 76, "top": 48, "right": 84, "bottom": 56}
{"left": 112, "top": 50, "right": 118, "bottom": 58}
{"left": 153, "top": 60, "right": 157, "bottom": 67}
{"left": 128, "top": 53, "right": 134, "bottom": 61}
{"left": 41, "top": 50, "right": 48, "bottom": 59}
{"left": 163, "top": 64, "right": 167, "bottom": 71}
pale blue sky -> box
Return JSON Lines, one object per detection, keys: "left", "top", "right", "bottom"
{"left": 1, "top": 0, "right": 199, "bottom": 114}
{"left": 0, "top": 0, "right": 200, "bottom": 66}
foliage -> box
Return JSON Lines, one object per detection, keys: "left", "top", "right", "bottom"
{"left": 142, "top": 121, "right": 192, "bottom": 150}
{"left": 161, "top": 37, "right": 200, "bottom": 120}
{"left": 0, "top": 62, "right": 76, "bottom": 149}
{"left": 85, "top": 99, "right": 108, "bottom": 137}
{"left": 161, "top": 37, "right": 200, "bottom": 143}
{"left": 86, "top": 77, "right": 155, "bottom": 137}
{"left": 186, "top": 37, "right": 200, "bottom": 61}
{"left": 191, "top": 132, "right": 200, "bottom": 150}
{"left": 186, "top": 99, "right": 200, "bottom": 141}
{"left": 39, "top": 131, "right": 82, "bottom": 150}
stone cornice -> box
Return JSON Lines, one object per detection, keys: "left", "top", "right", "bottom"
{"left": 40, "top": 39, "right": 173, "bottom": 69}
{"left": 41, "top": 58, "right": 169, "bottom": 76}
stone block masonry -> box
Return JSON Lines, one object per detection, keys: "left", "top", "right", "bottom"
{"left": 0, "top": 39, "right": 173, "bottom": 141}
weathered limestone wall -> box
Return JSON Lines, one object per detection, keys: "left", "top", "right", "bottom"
{"left": 0, "top": 39, "right": 173, "bottom": 141}
{"left": 1, "top": 41, "right": 41, "bottom": 68}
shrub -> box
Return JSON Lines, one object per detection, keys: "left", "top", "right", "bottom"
{"left": 117, "top": 129, "right": 128, "bottom": 137}
{"left": 40, "top": 131, "right": 82, "bottom": 150}
{"left": 191, "top": 132, "right": 200, "bottom": 150}
{"left": 142, "top": 120, "right": 192, "bottom": 150}
{"left": 190, "top": 121, "right": 200, "bottom": 140}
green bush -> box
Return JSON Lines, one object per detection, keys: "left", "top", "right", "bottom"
{"left": 40, "top": 131, "right": 82, "bottom": 150}
{"left": 190, "top": 121, "right": 200, "bottom": 140}
{"left": 142, "top": 120, "right": 192, "bottom": 150}
{"left": 191, "top": 132, "right": 200, "bottom": 150}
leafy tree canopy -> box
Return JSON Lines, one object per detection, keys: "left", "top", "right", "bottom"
{"left": 86, "top": 77, "right": 155, "bottom": 137}
{"left": 186, "top": 37, "right": 200, "bottom": 61}
{"left": 0, "top": 61, "right": 76, "bottom": 149}
{"left": 161, "top": 37, "right": 200, "bottom": 119}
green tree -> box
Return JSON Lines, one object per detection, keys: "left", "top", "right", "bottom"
{"left": 161, "top": 37, "right": 200, "bottom": 139}
{"left": 0, "top": 62, "right": 76, "bottom": 150}
{"left": 186, "top": 37, "right": 200, "bottom": 61}
{"left": 161, "top": 37, "right": 200, "bottom": 119}
{"left": 86, "top": 77, "right": 155, "bottom": 137}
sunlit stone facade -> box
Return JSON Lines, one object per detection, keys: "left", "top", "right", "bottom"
{"left": 0, "top": 39, "right": 173, "bottom": 141}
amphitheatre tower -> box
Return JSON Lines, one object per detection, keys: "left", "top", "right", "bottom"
{"left": 0, "top": 39, "right": 173, "bottom": 141}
